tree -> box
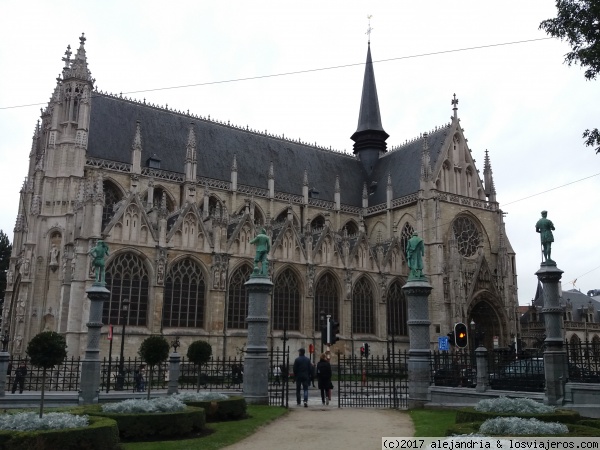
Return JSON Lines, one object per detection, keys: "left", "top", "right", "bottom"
{"left": 0, "top": 230, "right": 12, "bottom": 321}
{"left": 540, "top": 1, "right": 600, "bottom": 153}
{"left": 138, "top": 335, "right": 170, "bottom": 400}
{"left": 186, "top": 340, "right": 212, "bottom": 392}
{"left": 26, "top": 331, "right": 67, "bottom": 418}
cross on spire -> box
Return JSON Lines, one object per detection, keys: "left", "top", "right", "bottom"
{"left": 451, "top": 93, "right": 459, "bottom": 119}
{"left": 62, "top": 45, "right": 72, "bottom": 69}
{"left": 366, "top": 15, "right": 373, "bottom": 43}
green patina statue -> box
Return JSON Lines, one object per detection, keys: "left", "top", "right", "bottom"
{"left": 89, "top": 239, "right": 110, "bottom": 284}
{"left": 250, "top": 228, "right": 271, "bottom": 276}
{"left": 406, "top": 231, "right": 425, "bottom": 280}
{"left": 535, "top": 210, "right": 555, "bottom": 265}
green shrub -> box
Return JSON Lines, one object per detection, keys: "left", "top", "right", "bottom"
{"left": 0, "top": 415, "right": 119, "bottom": 450}
{"left": 446, "top": 421, "right": 600, "bottom": 438}
{"left": 480, "top": 417, "right": 568, "bottom": 435}
{"left": 183, "top": 395, "right": 247, "bottom": 422}
{"left": 85, "top": 405, "right": 205, "bottom": 440}
{"left": 578, "top": 419, "right": 600, "bottom": 429}
{"left": 455, "top": 407, "right": 580, "bottom": 424}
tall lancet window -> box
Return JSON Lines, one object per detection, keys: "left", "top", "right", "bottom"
{"left": 162, "top": 258, "right": 206, "bottom": 328}
{"left": 313, "top": 273, "right": 339, "bottom": 331}
{"left": 272, "top": 268, "right": 301, "bottom": 331}
{"left": 227, "top": 264, "right": 253, "bottom": 329}
{"left": 399, "top": 222, "right": 414, "bottom": 262}
{"left": 352, "top": 277, "right": 374, "bottom": 334}
{"left": 104, "top": 253, "right": 149, "bottom": 326}
{"left": 387, "top": 280, "right": 408, "bottom": 336}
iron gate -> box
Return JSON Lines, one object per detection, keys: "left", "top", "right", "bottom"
{"left": 337, "top": 351, "right": 408, "bottom": 409}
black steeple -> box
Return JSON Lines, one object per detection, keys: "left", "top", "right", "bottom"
{"left": 351, "top": 43, "right": 388, "bottom": 175}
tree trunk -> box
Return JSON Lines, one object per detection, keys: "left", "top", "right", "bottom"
{"left": 39, "top": 367, "right": 47, "bottom": 418}
{"left": 147, "top": 366, "right": 153, "bottom": 400}
{"left": 196, "top": 366, "right": 201, "bottom": 392}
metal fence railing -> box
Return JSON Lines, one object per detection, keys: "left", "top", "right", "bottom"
{"left": 430, "top": 349, "right": 477, "bottom": 388}
{"left": 6, "top": 356, "right": 81, "bottom": 392}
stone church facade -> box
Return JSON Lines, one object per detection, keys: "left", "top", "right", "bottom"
{"left": 3, "top": 34, "right": 519, "bottom": 359}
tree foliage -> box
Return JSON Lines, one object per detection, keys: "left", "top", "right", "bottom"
{"left": 26, "top": 331, "right": 67, "bottom": 368}
{"left": 138, "top": 335, "right": 170, "bottom": 366}
{"left": 540, "top": 0, "right": 600, "bottom": 153}
{"left": 186, "top": 340, "right": 212, "bottom": 366}
{"left": 0, "top": 230, "right": 12, "bottom": 309}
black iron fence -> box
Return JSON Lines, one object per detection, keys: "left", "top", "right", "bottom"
{"left": 268, "top": 346, "right": 290, "bottom": 407}
{"left": 337, "top": 351, "right": 408, "bottom": 408}
{"left": 487, "top": 348, "right": 545, "bottom": 392}
{"left": 430, "top": 349, "right": 476, "bottom": 388}
{"left": 6, "top": 356, "right": 81, "bottom": 392}
{"left": 565, "top": 340, "right": 600, "bottom": 383}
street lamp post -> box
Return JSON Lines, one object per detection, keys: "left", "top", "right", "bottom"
{"left": 115, "top": 299, "right": 130, "bottom": 391}
{"left": 319, "top": 310, "right": 325, "bottom": 353}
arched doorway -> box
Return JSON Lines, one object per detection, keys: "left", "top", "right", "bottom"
{"left": 468, "top": 295, "right": 507, "bottom": 350}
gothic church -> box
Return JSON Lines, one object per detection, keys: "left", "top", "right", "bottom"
{"left": 4, "top": 34, "right": 519, "bottom": 359}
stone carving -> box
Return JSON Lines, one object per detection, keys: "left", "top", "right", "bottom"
{"left": 49, "top": 244, "right": 59, "bottom": 266}
{"left": 307, "top": 264, "right": 315, "bottom": 297}
{"left": 6, "top": 270, "right": 13, "bottom": 286}
{"left": 19, "top": 257, "right": 30, "bottom": 277}
{"left": 345, "top": 269, "right": 353, "bottom": 300}
{"left": 156, "top": 248, "right": 167, "bottom": 285}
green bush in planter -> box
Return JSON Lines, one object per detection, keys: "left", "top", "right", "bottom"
{"left": 455, "top": 407, "right": 580, "bottom": 424}
{"left": 84, "top": 405, "right": 205, "bottom": 440}
{"left": 183, "top": 396, "right": 247, "bottom": 422}
{"left": 0, "top": 416, "right": 119, "bottom": 450}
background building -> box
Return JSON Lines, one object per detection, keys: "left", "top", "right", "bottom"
{"left": 3, "top": 35, "right": 519, "bottom": 359}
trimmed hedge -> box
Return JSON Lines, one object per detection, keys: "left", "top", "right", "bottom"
{"left": 578, "top": 419, "right": 600, "bottom": 429}
{"left": 84, "top": 405, "right": 205, "bottom": 440}
{"left": 0, "top": 416, "right": 119, "bottom": 450}
{"left": 455, "top": 407, "right": 580, "bottom": 424}
{"left": 446, "top": 421, "right": 600, "bottom": 437}
{"left": 183, "top": 395, "right": 247, "bottom": 422}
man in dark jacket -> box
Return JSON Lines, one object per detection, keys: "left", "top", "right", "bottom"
{"left": 11, "top": 362, "right": 26, "bottom": 394}
{"left": 293, "top": 348, "right": 312, "bottom": 407}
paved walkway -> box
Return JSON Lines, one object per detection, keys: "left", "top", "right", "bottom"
{"left": 225, "top": 404, "right": 415, "bottom": 450}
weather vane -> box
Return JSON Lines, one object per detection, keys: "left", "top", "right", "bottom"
{"left": 366, "top": 15, "right": 373, "bottom": 43}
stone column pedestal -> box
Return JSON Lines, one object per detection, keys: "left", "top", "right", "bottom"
{"left": 403, "top": 279, "right": 432, "bottom": 408}
{"left": 243, "top": 276, "right": 273, "bottom": 405}
{"left": 536, "top": 263, "right": 566, "bottom": 406}
{"left": 79, "top": 283, "right": 110, "bottom": 405}
{"left": 475, "top": 346, "right": 489, "bottom": 393}
{"left": 0, "top": 352, "right": 9, "bottom": 396}
{"left": 168, "top": 352, "right": 181, "bottom": 395}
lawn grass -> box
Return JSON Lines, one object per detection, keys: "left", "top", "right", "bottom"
{"left": 409, "top": 409, "right": 456, "bottom": 437}
{"left": 121, "top": 405, "right": 288, "bottom": 450}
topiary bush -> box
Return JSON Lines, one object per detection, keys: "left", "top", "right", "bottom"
{"left": 187, "top": 340, "right": 212, "bottom": 392}
{"left": 102, "top": 396, "right": 185, "bottom": 414}
{"left": 0, "top": 415, "right": 119, "bottom": 450}
{"left": 181, "top": 395, "right": 247, "bottom": 422}
{"left": 475, "top": 397, "right": 555, "bottom": 414}
{"left": 85, "top": 404, "right": 205, "bottom": 440}
{"left": 455, "top": 407, "right": 580, "bottom": 425}
{"left": 138, "top": 335, "right": 170, "bottom": 400}
{"left": 479, "top": 417, "right": 568, "bottom": 435}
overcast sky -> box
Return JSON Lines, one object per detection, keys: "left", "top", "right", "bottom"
{"left": 1, "top": 1, "right": 599, "bottom": 305}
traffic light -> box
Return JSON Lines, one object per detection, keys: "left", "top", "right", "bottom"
{"left": 360, "top": 346, "right": 365, "bottom": 357}
{"left": 321, "top": 326, "right": 328, "bottom": 346}
{"left": 455, "top": 322, "right": 468, "bottom": 348}
{"left": 331, "top": 319, "right": 340, "bottom": 344}
{"left": 447, "top": 331, "right": 455, "bottom": 347}
{"left": 363, "top": 343, "right": 370, "bottom": 358}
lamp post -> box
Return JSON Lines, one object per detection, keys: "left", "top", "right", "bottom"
{"left": 115, "top": 299, "right": 130, "bottom": 391}
{"left": 320, "top": 310, "right": 325, "bottom": 353}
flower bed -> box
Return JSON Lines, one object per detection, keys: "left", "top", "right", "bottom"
{"left": 176, "top": 394, "right": 247, "bottom": 422}
{"left": 85, "top": 399, "right": 205, "bottom": 441}
{"left": 0, "top": 415, "right": 119, "bottom": 450}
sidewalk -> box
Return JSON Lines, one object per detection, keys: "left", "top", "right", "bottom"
{"left": 224, "top": 404, "right": 415, "bottom": 450}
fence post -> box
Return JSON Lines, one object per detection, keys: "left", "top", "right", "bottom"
{"left": 168, "top": 352, "right": 181, "bottom": 395}
{"left": 475, "top": 346, "right": 488, "bottom": 393}
{"left": 0, "top": 352, "right": 8, "bottom": 396}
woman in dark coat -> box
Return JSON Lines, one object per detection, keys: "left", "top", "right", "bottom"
{"left": 316, "top": 353, "right": 332, "bottom": 405}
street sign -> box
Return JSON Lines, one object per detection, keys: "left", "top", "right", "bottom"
{"left": 308, "top": 343, "right": 314, "bottom": 354}
{"left": 107, "top": 324, "right": 113, "bottom": 340}
{"left": 438, "top": 336, "right": 450, "bottom": 351}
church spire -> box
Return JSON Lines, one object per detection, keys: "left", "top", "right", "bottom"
{"left": 184, "top": 122, "right": 197, "bottom": 182}
{"left": 63, "top": 33, "right": 93, "bottom": 83}
{"left": 484, "top": 150, "right": 496, "bottom": 202}
{"left": 351, "top": 42, "right": 389, "bottom": 174}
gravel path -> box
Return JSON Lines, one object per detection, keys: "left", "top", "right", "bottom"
{"left": 224, "top": 405, "right": 415, "bottom": 450}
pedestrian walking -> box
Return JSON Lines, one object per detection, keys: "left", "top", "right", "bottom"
{"left": 316, "top": 353, "right": 333, "bottom": 405}
{"left": 293, "top": 348, "right": 312, "bottom": 407}
{"left": 134, "top": 365, "right": 146, "bottom": 392}
{"left": 11, "top": 362, "right": 26, "bottom": 394}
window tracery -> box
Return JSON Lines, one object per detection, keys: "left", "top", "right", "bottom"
{"left": 452, "top": 216, "right": 481, "bottom": 257}
{"left": 102, "top": 181, "right": 123, "bottom": 229}
{"left": 162, "top": 258, "right": 206, "bottom": 328}
{"left": 227, "top": 265, "right": 253, "bottom": 329}
{"left": 104, "top": 253, "right": 149, "bottom": 326}
{"left": 313, "top": 273, "right": 339, "bottom": 331}
{"left": 272, "top": 269, "right": 300, "bottom": 331}
{"left": 387, "top": 280, "right": 408, "bottom": 336}
{"left": 352, "top": 277, "right": 374, "bottom": 334}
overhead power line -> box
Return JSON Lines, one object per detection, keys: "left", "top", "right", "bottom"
{"left": 0, "top": 37, "right": 552, "bottom": 111}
